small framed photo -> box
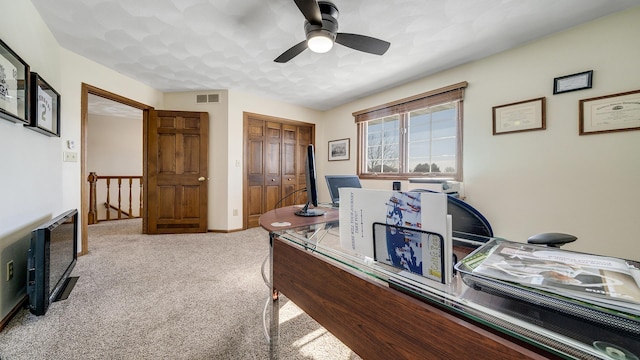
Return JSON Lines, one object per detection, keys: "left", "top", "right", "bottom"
{"left": 0, "top": 38, "right": 30, "bottom": 124}
{"left": 492, "top": 97, "right": 546, "bottom": 135}
{"left": 553, "top": 70, "right": 593, "bottom": 95}
{"left": 579, "top": 89, "right": 640, "bottom": 135}
{"left": 328, "top": 138, "right": 350, "bottom": 161}
{"left": 27, "top": 72, "right": 60, "bottom": 137}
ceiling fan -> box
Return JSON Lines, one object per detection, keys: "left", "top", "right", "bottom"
{"left": 274, "top": 0, "right": 391, "bottom": 63}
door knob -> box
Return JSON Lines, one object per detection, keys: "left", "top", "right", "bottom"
{"left": 198, "top": 177, "right": 207, "bottom": 182}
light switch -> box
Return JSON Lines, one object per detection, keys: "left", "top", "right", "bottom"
{"left": 63, "top": 152, "right": 78, "bottom": 162}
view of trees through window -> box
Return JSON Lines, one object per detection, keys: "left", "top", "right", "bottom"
{"left": 366, "top": 115, "right": 400, "bottom": 173}
{"left": 364, "top": 102, "right": 458, "bottom": 175}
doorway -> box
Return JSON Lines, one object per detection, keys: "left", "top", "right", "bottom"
{"left": 80, "top": 84, "right": 152, "bottom": 255}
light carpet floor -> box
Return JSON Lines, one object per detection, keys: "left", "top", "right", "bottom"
{"left": 0, "top": 219, "right": 360, "bottom": 360}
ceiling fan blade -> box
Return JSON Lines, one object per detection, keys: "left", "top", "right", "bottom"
{"left": 335, "top": 33, "right": 390, "bottom": 55}
{"left": 293, "top": 0, "right": 322, "bottom": 25}
{"left": 274, "top": 40, "right": 308, "bottom": 63}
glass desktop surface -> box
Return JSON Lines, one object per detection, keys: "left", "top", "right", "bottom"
{"left": 274, "top": 222, "right": 640, "bottom": 360}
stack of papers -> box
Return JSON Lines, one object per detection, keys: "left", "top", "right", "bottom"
{"left": 460, "top": 239, "right": 640, "bottom": 316}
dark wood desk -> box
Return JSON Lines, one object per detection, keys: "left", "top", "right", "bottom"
{"left": 272, "top": 240, "right": 555, "bottom": 360}
{"left": 260, "top": 207, "right": 634, "bottom": 360}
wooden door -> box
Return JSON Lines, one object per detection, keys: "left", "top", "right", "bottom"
{"left": 146, "top": 110, "right": 209, "bottom": 234}
{"left": 246, "top": 117, "right": 266, "bottom": 228}
{"left": 264, "top": 121, "right": 283, "bottom": 213}
{"left": 244, "top": 113, "right": 314, "bottom": 228}
{"left": 281, "top": 124, "right": 298, "bottom": 207}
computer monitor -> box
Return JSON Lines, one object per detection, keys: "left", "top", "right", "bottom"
{"left": 295, "top": 144, "right": 325, "bottom": 217}
{"left": 325, "top": 175, "right": 362, "bottom": 206}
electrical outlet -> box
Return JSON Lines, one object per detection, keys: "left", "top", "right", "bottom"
{"left": 6, "top": 260, "right": 13, "bottom": 281}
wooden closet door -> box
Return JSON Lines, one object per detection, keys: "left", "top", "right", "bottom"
{"left": 281, "top": 124, "right": 298, "bottom": 207}
{"left": 246, "top": 117, "right": 266, "bottom": 228}
{"left": 264, "top": 121, "right": 283, "bottom": 213}
{"left": 243, "top": 113, "right": 314, "bottom": 228}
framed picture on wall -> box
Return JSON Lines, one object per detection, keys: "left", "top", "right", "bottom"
{"left": 553, "top": 70, "right": 593, "bottom": 95}
{"left": 26, "top": 72, "right": 60, "bottom": 137}
{"left": 492, "top": 97, "right": 546, "bottom": 135}
{"left": 579, "top": 89, "right": 640, "bottom": 135}
{"left": 0, "top": 38, "right": 30, "bottom": 124}
{"left": 328, "top": 138, "right": 349, "bottom": 161}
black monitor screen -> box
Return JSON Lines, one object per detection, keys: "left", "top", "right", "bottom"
{"left": 325, "top": 175, "right": 362, "bottom": 205}
{"left": 48, "top": 217, "right": 76, "bottom": 293}
{"left": 295, "top": 144, "right": 325, "bottom": 217}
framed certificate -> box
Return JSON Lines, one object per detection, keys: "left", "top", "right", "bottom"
{"left": 26, "top": 73, "right": 60, "bottom": 137}
{"left": 579, "top": 89, "right": 640, "bottom": 135}
{"left": 492, "top": 97, "right": 546, "bottom": 135}
{"left": 0, "top": 38, "right": 30, "bottom": 124}
{"left": 553, "top": 70, "right": 593, "bottom": 95}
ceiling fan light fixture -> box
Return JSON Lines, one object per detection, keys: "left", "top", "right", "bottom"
{"left": 307, "top": 32, "right": 334, "bottom": 53}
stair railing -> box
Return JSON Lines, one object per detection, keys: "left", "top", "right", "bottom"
{"left": 88, "top": 172, "right": 143, "bottom": 224}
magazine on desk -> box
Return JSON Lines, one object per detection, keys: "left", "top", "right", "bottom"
{"left": 458, "top": 238, "right": 640, "bottom": 316}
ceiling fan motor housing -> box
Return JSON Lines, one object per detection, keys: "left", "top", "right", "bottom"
{"left": 305, "top": 1, "right": 339, "bottom": 41}
{"left": 318, "top": 1, "right": 339, "bottom": 20}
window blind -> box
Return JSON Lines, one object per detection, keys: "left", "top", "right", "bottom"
{"left": 353, "top": 81, "right": 468, "bottom": 123}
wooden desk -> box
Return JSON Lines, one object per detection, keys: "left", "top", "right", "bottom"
{"left": 260, "top": 208, "right": 636, "bottom": 359}
{"left": 272, "top": 238, "right": 557, "bottom": 360}
{"left": 258, "top": 205, "right": 338, "bottom": 233}
{"left": 260, "top": 207, "right": 552, "bottom": 359}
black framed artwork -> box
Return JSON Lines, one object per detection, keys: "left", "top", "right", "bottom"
{"left": 553, "top": 70, "right": 593, "bottom": 95}
{"left": 0, "top": 38, "right": 30, "bottom": 124}
{"left": 27, "top": 72, "right": 60, "bottom": 137}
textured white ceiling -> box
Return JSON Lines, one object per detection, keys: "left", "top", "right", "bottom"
{"left": 31, "top": 0, "right": 640, "bottom": 111}
{"left": 87, "top": 94, "right": 142, "bottom": 119}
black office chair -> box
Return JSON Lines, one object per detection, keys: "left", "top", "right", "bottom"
{"left": 527, "top": 232, "right": 577, "bottom": 247}
{"left": 411, "top": 189, "right": 493, "bottom": 242}
{"left": 440, "top": 192, "right": 577, "bottom": 248}
{"left": 447, "top": 195, "right": 493, "bottom": 238}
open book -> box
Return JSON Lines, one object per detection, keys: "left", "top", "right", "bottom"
{"left": 458, "top": 239, "right": 640, "bottom": 316}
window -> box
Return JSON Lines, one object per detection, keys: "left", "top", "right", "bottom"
{"left": 354, "top": 82, "right": 467, "bottom": 180}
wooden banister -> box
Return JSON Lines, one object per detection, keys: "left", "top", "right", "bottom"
{"left": 87, "top": 173, "right": 143, "bottom": 224}
{"left": 104, "top": 203, "right": 131, "bottom": 218}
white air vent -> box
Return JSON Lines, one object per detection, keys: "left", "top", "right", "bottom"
{"left": 196, "top": 93, "right": 220, "bottom": 104}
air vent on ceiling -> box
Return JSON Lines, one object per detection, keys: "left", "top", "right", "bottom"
{"left": 196, "top": 93, "right": 219, "bottom": 104}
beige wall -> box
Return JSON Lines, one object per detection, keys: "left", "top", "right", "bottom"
{"left": 320, "top": 7, "right": 640, "bottom": 259}
{"left": 87, "top": 114, "right": 143, "bottom": 176}
{"left": 58, "top": 49, "right": 164, "bottom": 219}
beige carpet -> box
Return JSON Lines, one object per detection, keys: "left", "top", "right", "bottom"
{"left": 0, "top": 219, "right": 360, "bottom": 360}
